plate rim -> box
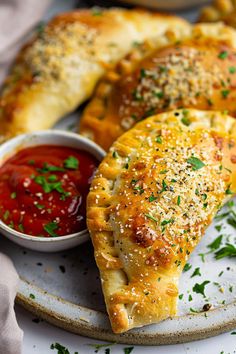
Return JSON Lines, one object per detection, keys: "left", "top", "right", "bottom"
{"left": 16, "top": 277, "right": 236, "bottom": 345}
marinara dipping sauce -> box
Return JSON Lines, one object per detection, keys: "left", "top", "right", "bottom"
{"left": 0, "top": 145, "right": 98, "bottom": 237}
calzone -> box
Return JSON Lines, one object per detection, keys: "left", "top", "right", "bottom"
{"left": 80, "top": 23, "right": 236, "bottom": 150}
{"left": 0, "top": 8, "right": 189, "bottom": 143}
{"left": 87, "top": 109, "right": 236, "bottom": 333}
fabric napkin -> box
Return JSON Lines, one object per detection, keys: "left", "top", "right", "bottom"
{"left": 0, "top": 0, "right": 52, "bottom": 85}
{"left": 0, "top": 253, "right": 23, "bottom": 354}
{"left": 0, "top": 0, "right": 52, "bottom": 353}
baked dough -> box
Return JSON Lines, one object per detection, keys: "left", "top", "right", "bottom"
{"left": 87, "top": 109, "right": 236, "bottom": 333}
{"left": 0, "top": 7, "right": 189, "bottom": 143}
{"left": 199, "top": 0, "right": 236, "bottom": 28}
{"left": 80, "top": 23, "right": 236, "bottom": 151}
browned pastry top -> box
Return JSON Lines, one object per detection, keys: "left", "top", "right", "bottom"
{"left": 80, "top": 25, "right": 236, "bottom": 151}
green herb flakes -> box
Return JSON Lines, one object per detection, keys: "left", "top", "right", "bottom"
{"left": 221, "top": 89, "right": 230, "bottom": 99}
{"left": 177, "top": 195, "right": 181, "bottom": 206}
{"left": 215, "top": 243, "right": 236, "bottom": 260}
{"left": 187, "top": 156, "right": 205, "bottom": 171}
{"left": 43, "top": 221, "right": 59, "bottom": 237}
{"left": 124, "top": 348, "right": 134, "bottom": 354}
{"left": 183, "top": 263, "right": 192, "bottom": 272}
{"left": 207, "top": 235, "right": 223, "bottom": 252}
{"left": 191, "top": 267, "right": 201, "bottom": 278}
{"left": 156, "top": 136, "right": 162, "bottom": 144}
{"left": 11, "top": 192, "right": 16, "bottom": 199}
{"left": 145, "top": 214, "right": 158, "bottom": 223}
{"left": 218, "top": 51, "right": 228, "bottom": 59}
{"left": 193, "top": 280, "right": 210, "bottom": 297}
{"left": 3, "top": 210, "right": 9, "bottom": 221}
{"left": 229, "top": 66, "right": 236, "bottom": 74}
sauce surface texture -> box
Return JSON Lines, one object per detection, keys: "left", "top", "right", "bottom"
{"left": 0, "top": 145, "right": 98, "bottom": 237}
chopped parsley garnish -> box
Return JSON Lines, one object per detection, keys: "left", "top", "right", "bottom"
{"left": 187, "top": 156, "right": 205, "bottom": 171}
{"left": 199, "top": 253, "right": 205, "bottom": 262}
{"left": 215, "top": 224, "right": 222, "bottom": 232}
{"left": 191, "top": 267, "right": 201, "bottom": 278}
{"left": 19, "top": 224, "right": 24, "bottom": 232}
{"left": 124, "top": 348, "right": 134, "bottom": 354}
{"left": 207, "top": 235, "right": 223, "bottom": 252}
{"left": 181, "top": 116, "right": 191, "bottom": 126}
{"left": 29, "top": 293, "right": 35, "bottom": 300}
{"left": 48, "top": 174, "right": 58, "bottom": 182}
{"left": 189, "top": 308, "right": 199, "bottom": 313}
{"left": 36, "top": 203, "right": 45, "bottom": 209}
{"left": 218, "top": 51, "right": 228, "bottom": 59}
{"left": 133, "top": 186, "right": 144, "bottom": 194}
{"left": 225, "top": 185, "right": 234, "bottom": 195}
{"left": 193, "top": 280, "right": 210, "bottom": 297}
{"left": 159, "top": 65, "right": 167, "bottom": 73}
{"left": 8, "top": 221, "right": 14, "bottom": 229}
{"left": 34, "top": 175, "right": 69, "bottom": 198}
{"left": 50, "top": 342, "right": 73, "bottom": 354}
{"left": 179, "top": 294, "right": 184, "bottom": 300}
{"left": 229, "top": 66, "right": 236, "bottom": 74}
{"left": 43, "top": 221, "right": 59, "bottom": 237}
{"left": 145, "top": 213, "right": 158, "bottom": 223}
{"left": 160, "top": 218, "right": 174, "bottom": 226}
{"left": 140, "top": 68, "right": 147, "bottom": 78}
{"left": 88, "top": 342, "right": 115, "bottom": 353}
{"left": 215, "top": 243, "right": 236, "bottom": 260}
{"left": 38, "top": 163, "right": 65, "bottom": 173}
{"left": 221, "top": 89, "right": 230, "bottom": 99}
{"left": 181, "top": 109, "right": 191, "bottom": 126}
{"left": 112, "top": 151, "right": 119, "bottom": 158}
{"left": 149, "top": 193, "right": 158, "bottom": 202}
{"left": 153, "top": 91, "right": 164, "bottom": 99}
{"left": 3, "top": 210, "right": 9, "bottom": 221}
{"left": 64, "top": 156, "right": 79, "bottom": 170}
{"left": 160, "top": 179, "right": 168, "bottom": 192}
{"left": 228, "top": 217, "right": 236, "bottom": 228}
{"left": 11, "top": 192, "right": 17, "bottom": 199}
{"left": 160, "top": 169, "right": 168, "bottom": 174}
{"left": 207, "top": 98, "right": 213, "bottom": 106}
{"left": 177, "top": 195, "right": 181, "bottom": 206}
{"left": 156, "top": 136, "right": 162, "bottom": 144}
{"left": 183, "top": 263, "right": 192, "bottom": 272}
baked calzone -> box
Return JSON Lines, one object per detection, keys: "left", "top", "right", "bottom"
{"left": 199, "top": 0, "right": 236, "bottom": 28}
{"left": 0, "top": 8, "right": 189, "bottom": 143}
{"left": 87, "top": 109, "right": 236, "bottom": 333}
{"left": 80, "top": 23, "right": 236, "bottom": 151}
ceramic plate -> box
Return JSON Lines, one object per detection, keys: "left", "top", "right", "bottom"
{"left": 0, "top": 111, "right": 235, "bottom": 345}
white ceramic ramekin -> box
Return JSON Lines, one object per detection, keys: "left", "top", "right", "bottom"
{"left": 0, "top": 130, "right": 105, "bottom": 252}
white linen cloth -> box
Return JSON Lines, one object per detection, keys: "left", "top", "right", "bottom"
{"left": 0, "top": 0, "right": 51, "bottom": 353}
{"left": 0, "top": 253, "right": 23, "bottom": 354}
{"left": 0, "top": 0, "right": 52, "bottom": 84}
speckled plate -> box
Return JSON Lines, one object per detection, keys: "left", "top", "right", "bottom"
{"left": 0, "top": 112, "right": 235, "bottom": 345}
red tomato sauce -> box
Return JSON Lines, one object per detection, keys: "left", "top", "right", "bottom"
{"left": 0, "top": 145, "right": 99, "bottom": 237}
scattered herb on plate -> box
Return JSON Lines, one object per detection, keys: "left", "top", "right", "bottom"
{"left": 193, "top": 281, "right": 210, "bottom": 297}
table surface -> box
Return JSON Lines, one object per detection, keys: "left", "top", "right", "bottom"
{"left": 14, "top": 0, "right": 236, "bottom": 353}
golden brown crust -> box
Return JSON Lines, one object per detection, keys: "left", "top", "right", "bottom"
{"left": 87, "top": 109, "right": 236, "bottom": 333}
{"left": 0, "top": 7, "right": 190, "bottom": 143}
{"left": 80, "top": 23, "right": 236, "bottom": 151}
{"left": 199, "top": 0, "right": 236, "bottom": 27}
